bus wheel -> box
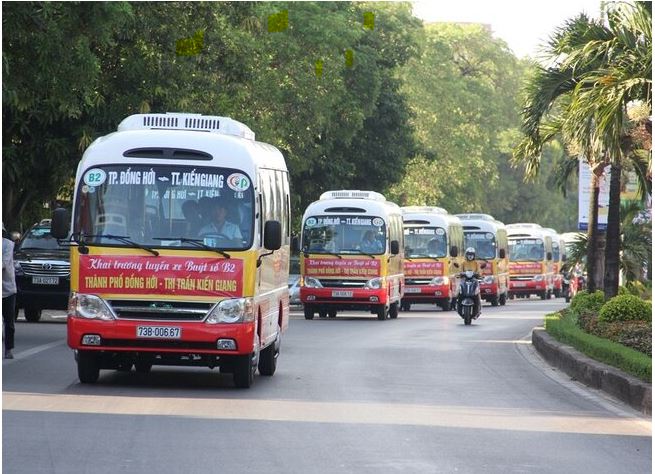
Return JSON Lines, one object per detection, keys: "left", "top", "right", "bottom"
{"left": 319, "top": 310, "right": 328, "bottom": 318}
{"left": 77, "top": 351, "right": 100, "bottom": 384}
{"left": 490, "top": 296, "right": 499, "bottom": 307}
{"left": 303, "top": 306, "right": 315, "bottom": 320}
{"left": 389, "top": 302, "right": 399, "bottom": 319}
{"left": 328, "top": 309, "right": 337, "bottom": 318}
{"left": 540, "top": 291, "right": 547, "bottom": 300}
{"left": 376, "top": 305, "right": 388, "bottom": 320}
{"left": 233, "top": 354, "right": 256, "bottom": 388}
{"left": 401, "top": 302, "right": 411, "bottom": 311}
{"left": 258, "top": 336, "right": 279, "bottom": 376}
{"left": 499, "top": 293, "right": 507, "bottom": 306}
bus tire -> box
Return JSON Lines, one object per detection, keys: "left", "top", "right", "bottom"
{"left": 233, "top": 354, "right": 256, "bottom": 388}
{"left": 24, "top": 306, "right": 42, "bottom": 323}
{"left": 328, "top": 309, "right": 337, "bottom": 318}
{"left": 319, "top": 310, "right": 328, "bottom": 318}
{"left": 258, "top": 341, "right": 278, "bottom": 376}
{"left": 389, "top": 302, "right": 399, "bottom": 319}
{"left": 401, "top": 302, "right": 411, "bottom": 311}
{"left": 376, "top": 305, "right": 388, "bottom": 320}
{"left": 439, "top": 300, "right": 451, "bottom": 312}
{"left": 303, "top": 306, "right": 314, "bottom": 320}
{"left": 77, "top": 351, "right": 100, "bottom": 384}
{"left": 540, "top": 291, "right": 547, "bottom": 300}
{"left": 499, "top": 293, "right": 507, "bottom": 306}
{"left": 490, "top": 296, "right": 499, "bottom": 307}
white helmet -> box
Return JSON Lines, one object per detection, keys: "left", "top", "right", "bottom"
{"left": 465, "top": 247, "right": 476, "bottom": 261}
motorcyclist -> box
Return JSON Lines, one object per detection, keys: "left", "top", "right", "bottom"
{"left": 459, "top": 247, "right": 484, "bottom": 318}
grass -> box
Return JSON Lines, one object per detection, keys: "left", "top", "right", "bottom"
{"left": 544, "top": 310, "right": 651, "bottom": 383}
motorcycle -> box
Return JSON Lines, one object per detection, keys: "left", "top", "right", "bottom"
{"left": 456, "top": 270, "right": 482, "bottom": 325}
{"left": 561, "top": 271, "right": 571, "bottom": 303}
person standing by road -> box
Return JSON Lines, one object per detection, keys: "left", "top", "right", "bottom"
{"left": 2, "top": 226, "right": 17, "bottom": 359}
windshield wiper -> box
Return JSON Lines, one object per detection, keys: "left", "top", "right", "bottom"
{"left": 407, "top": 254, "right": 441, "bottom": 261}
{"left": 348, "top": 249, "right": 376, "bottom": 259}
{"left": 78, "top": 234, "right": 159, "bottom": 256}
{"left": 152, "top": 237, "right": 231, "bottom": 259}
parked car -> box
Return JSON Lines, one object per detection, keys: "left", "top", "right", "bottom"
{"left": 13, "top": 223, "right": 70, "bottom": 322}
{"left": 288, "top": 275, "right": 301, "bottom": 306}
{"left": 288, "top": 256, "right": 301, "bottom": 306}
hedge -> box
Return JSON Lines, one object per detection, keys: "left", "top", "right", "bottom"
{"left": 544, "top": 310, "right": 651, "bottom": 382}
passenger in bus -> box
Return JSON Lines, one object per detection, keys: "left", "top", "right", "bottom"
{"left": 360, "top": 230, "right": 382, "bottom": 253}
{"left": 427, "top": 237, "right": 445, "bottom": 256}
{"left": 198, "top": 198, "right": 243, "bottom": 243}
{"left": 181, "top": 200, "right": 203, "bottom": 236}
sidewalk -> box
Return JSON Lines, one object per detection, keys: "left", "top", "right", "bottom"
{"left": 532, "top": 327, "right": 652, "bottom": 415}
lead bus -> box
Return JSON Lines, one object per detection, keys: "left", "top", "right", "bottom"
{"left": 298, "top": 190, "right": 404, "bottom": 320}
{"left": 52, "top": 113, "right": 290, "bottom": 388}
{"left": 455, "top": 213, "right": 509, "bottom": 306}
{"left": 401, "top": 206, "right": 464, "bottom": 311}
{"left": 506, "top": 223, "right": 554, "bottom": 300}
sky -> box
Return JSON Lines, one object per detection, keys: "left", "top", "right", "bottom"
{"left": 411, "top": 0, "right": 604, "bottom": 58}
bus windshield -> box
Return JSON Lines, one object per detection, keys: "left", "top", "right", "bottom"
{"left": 509, "top": 238, "right": 544, "bottom": 262}
{"left": 74, "top": 164, "right": 254, "bottom": 250}
{"left": 463, "top": 232, "right": 496, "bottom": 259}
{"left": 302, "top": 215, "right": 386, "bottom": 255}
{"left": 404, "top": 227, "right": 447, "bottom": 258}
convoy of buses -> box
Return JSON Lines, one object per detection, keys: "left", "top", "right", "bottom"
{"left": 54, "top": 112, "right": 575, "bottom": 388}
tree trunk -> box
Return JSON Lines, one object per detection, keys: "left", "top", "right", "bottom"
{"left": 603, "top": 162, "right": 622, "bottom": 298}
{"left": 586, "top": 171, "right": 601, "bottom": 293}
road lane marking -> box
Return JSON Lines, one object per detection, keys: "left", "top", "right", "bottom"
{"left": 3, "top": 392, "right": 650, "bottom": 437}
{"left": 3, "top": 340, "right": 66, "bottom": 364}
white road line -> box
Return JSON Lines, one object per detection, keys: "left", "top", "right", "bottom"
{"left": 3, "top": 340, "right": 66, "bottom": 364}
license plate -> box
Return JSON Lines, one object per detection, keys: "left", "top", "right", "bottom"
{"left": 332, "top": 290, "right": 353, "bottom": 298}
{"left": 136, "top": 326, "right": 181, "bottom": 339}
{"left": 513, "top": 282, "right": 527, "bottom": 287}
{"left": 32, "top": 276, "right": 59, "bottom": 285}
{"left": 404, "top": 287, "right": 421, "bottom": 293}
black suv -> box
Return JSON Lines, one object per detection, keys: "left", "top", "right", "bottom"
{"left": 13, "top": 223, "right": 70, "bottom": 322}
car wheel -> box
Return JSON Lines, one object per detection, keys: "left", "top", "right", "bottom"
{"left": 389, "top": 302, "right": 399, "bottom": 319}
{"left": 24, "top": 306, "right": 42, "bottom": 322}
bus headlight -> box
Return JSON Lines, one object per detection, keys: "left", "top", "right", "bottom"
{"left": 483, "top": 276, "right": 495, "bottom": 284}
{"left": 429, "top": 276, "right": 448, "bottom": 286}
{"left": 533, "top": 275, "right": 544, "bottom": 282}
{"left": 303, "top": 277, "right": 323, "bottom": 288}
{"left": 206, "top": 298, "right": 254, "bottom": 324}
{"left": 70, "top": 293, "right": 115, "bottom": 321}
{"left": 364, "top": 277, "right": 384, "bottom": 289}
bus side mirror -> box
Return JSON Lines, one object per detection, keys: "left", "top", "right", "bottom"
{"left": 390, "top": 240, "right": 400, "bottom": 255}
{"left": 498, "top": 248, "right": 506, "bottom": 259}
{"left": 51, "top": 208, "right": 70, "bottom": 239}
{"left": 546, "top": 252, "right": 553, "bottom": 261}
{"left": 450, "top": 246, "right": 458, "bottom": 258}
{"left": 291, "top": 235, "right": 300, "bottom": 253}
{"left": 264, "top": 220, "right": 282, "bottom": 251}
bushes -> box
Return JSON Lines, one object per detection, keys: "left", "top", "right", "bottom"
{"left": 570, "top": 290, "right": 605, "bottom": 317}
{"left": 544, "top": 310, "right": 651, "bottom": 382}
{"left": 598, "top": 294, "right": 651, "bottom": 323}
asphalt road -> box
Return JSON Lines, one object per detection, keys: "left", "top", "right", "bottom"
{"left": 3, "top": 300, "right": 651, "bottom": 474}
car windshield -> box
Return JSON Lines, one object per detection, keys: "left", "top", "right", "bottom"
{"left": 18, "top": 227, "right": 69, "bottom": 252}
{"left": 404, "top": 226, "right": 447, "bottom": 258}
{"left": 74, "top": 164, "right": 254, "bottom": 250}
{"left": 509, "top": 238, "right": 545, "bottom": 261}
{"left": 463, "top": 232, "right": 496, "bottom": 259}
{"left": 301, "top": 215, "right": 386, "bottom": 255}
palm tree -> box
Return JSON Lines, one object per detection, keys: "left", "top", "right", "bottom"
{"left": 561, "top": 2, "right": 652, "bottom": 298}
{"left": 514, "top": 2, "right": 652, "bottom": 297}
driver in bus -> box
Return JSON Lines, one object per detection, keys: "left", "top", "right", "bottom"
{"left": 198, "top": 198, "right": 242, "bottom": 243}
{"left": 360, "top": 230, "right": 382, "bottom": 253}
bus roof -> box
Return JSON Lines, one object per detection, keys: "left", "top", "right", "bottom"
{"left": 455, "top": 213, "right": 495, "bottom": 221}
{"left": 402, "top": 210, "right": 462, "bottom": 228}
{"left": 401, "top": 206, "right": 448, "bottom": 215}
{"left": 303, "top": 191, "right": 401, "bottom": 219}
{"left": 460, "top": 218, "right": 506, "bottom": 233}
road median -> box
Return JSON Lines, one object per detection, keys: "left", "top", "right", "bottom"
{"left": 532, "top": 327, "right": 652, "bottom": 415}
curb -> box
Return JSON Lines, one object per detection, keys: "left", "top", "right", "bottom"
{"left": 532, "top": 327, "right": 652, "bottom": 415}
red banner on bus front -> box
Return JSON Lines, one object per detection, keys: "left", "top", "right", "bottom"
{"left": 78, "top": 255, "right": 243, "bottom": 296}
{"left": 304, "top": 258, "right": 381, "bottom": 278}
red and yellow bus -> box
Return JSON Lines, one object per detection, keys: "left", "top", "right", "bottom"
{"left": 52, "top": 113, "right": 290, "bottom": 388}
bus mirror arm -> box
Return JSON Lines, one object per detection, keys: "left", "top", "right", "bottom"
{"left": 257, "top": 250, "right": 275, "bottom": 268}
